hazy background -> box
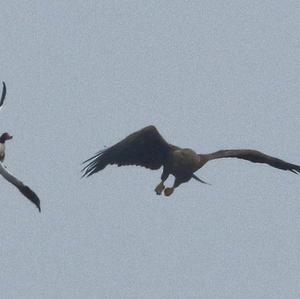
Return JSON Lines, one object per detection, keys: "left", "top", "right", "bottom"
{"left": 0, "top": 1, "right": 299, "bottom": 298}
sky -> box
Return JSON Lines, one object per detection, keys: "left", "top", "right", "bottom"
{"left": 0, "top": 1, "right": 299, "bottom": 298}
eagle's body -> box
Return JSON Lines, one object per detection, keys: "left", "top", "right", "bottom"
{"left": 168, "top": 149, "right": 201, "bottom": 178}
{"left": 82, "top": 126, "right": 300, "bottom": 196}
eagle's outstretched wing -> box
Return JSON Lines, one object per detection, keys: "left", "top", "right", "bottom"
{"left": 0, "top": 162, "right": 41, "bottom": 212}
{"left": 0, "top": 82, "right": 6, "bottom": 109}
{"left": 205, "top": 149, "right": 300, "bottom": 174}
{"left": 82, "top": 126, "right": 176, "bottom": 177}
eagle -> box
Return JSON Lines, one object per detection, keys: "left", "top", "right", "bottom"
{"left": 82, "top": 125, "right": 300, "bottom": 196}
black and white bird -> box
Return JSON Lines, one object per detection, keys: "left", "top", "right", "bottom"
{"left": 0, "top": 133, "right": 40, "bottom": 212}
{"left": 0, "top": 83, "right": 40, "bottom": 211}
{"left": 0, "top": 133, "right": 41, "bottom": 212}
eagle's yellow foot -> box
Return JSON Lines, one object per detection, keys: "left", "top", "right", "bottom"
{"left": 155, "top": 182, "right": 165, "bottom": 195}
{"left": 164, "top": 187, "right": 174, "bottom": 197}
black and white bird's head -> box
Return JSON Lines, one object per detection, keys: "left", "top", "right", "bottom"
{"left": 0, "top": 133, "right": 13, "bottom": 144}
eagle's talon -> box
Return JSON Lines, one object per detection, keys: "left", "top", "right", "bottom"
{"left": 164, "top": 187, "right": 174, "bottom": 197}
{"left": 155, "top": 182, "right": 165, "bottom": 195}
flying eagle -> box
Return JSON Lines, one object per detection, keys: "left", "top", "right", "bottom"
{"left": 82, "top": 126, "right": 300, "bottom": 196}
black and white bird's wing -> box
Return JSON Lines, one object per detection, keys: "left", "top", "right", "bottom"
{"left": 82, "top": 125, "right": 177, "bottom": 177}
{"left": 205, "top": 149, "right": 300, "bottom": 174}
{"left": 0, "top": 162, "right": 41, "bottom": 212}
{"left": 0, "top": 82, "right": 6, "bottom": 109}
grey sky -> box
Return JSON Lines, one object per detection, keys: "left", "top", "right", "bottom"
{"left": 0, "top": 1, "right": 299, "bottom": 298}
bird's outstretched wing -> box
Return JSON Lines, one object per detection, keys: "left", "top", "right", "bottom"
{"left": 0, "top": 162, "right": 41, "bottom": 212}
{"left": 0, "top": 82, "right": 6, "bottom": 109}
{"left": 205, "top": 149, "right": 300, "bottom": 174}
{"left": 82, "top": 126, "right": 176, "bottom": 177}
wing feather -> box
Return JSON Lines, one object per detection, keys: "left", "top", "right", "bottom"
{"left": 206, "top": 149, "right": 300, "bottom": 174}
{"left": 0, "top": 162, "right": 41, "bottom": 212}
{"left": 0, "top": 82, "right": 6, "bottom": 109}
{"left": 82, "top": 126, "right": 175, "bottom": 177}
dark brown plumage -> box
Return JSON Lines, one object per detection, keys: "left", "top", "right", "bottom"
{"left": 82, "top": 126, "right": 300, "bottom": 196}
{"left": 83, "top": 126, "right": 177, "bottom": 175}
